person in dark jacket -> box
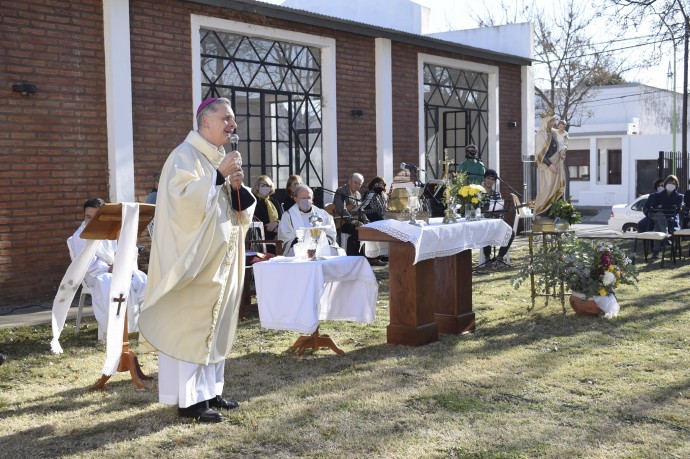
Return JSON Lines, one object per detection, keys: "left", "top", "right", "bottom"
{"left": 644, "top": 174, "right": 683, "bottom": 260}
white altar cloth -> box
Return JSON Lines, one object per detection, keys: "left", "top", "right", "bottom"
{"left": 361, "top": 217, "right": 513, "bottom": 264}
{"left": 253, "top": 255, "right": 378, "bottom": 334}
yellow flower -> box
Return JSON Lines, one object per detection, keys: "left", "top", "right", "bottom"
{"left": 599, "top": 288, "right": 607, "bottom": 296}
{"left": 459, "top": 188, "right": 468, "bottom": 197}
{"left": 608, "top": 265, "right": 614, "bottom": 272}
{"left": 471, "top": 197, "right": 479, "bottom": 204}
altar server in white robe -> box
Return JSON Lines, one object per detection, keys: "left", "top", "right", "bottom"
{"left": 277, "top": 184, "right": 343, "bottom": 256}
{"left": 139, "top": 98, "right": 256, "bottom": 423}
{"left": 68, "top": 197, "right": 147, "bottom": 336}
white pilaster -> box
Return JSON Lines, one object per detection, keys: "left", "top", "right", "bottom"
{"left": 103, "top": 0, "right": 135, "bottom": 202}
{"left": 375, "top": 38, "right": 393, "bottom": 184}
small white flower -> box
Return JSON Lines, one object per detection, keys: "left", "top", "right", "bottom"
{"left": 602, "top": 271, "right": 616, "bottom": 286}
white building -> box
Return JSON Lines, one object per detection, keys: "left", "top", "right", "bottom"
{"left": 565, "top": 83, "right": 684, "bottom": 206}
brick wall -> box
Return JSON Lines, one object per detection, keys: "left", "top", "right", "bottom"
{"left": 0, "top": 0, "right": 108, "bottom": 305}
{"left": 1, "top": 0, "right": 524, "bottom": 305}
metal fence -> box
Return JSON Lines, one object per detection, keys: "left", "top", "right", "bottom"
{"left": 658, "top": 151, "right": 689, "bottom": 189}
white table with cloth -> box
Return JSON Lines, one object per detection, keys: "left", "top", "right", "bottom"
{"left": 253, "top": 255, "right": 378, "bottom": 354}
{"left": 358, "top": 217, "right": 513, "bottom": 346}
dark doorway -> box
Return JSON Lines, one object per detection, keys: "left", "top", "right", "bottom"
{"left": 607, "top": 149, "right": 622, "bottom": 185}
{"left": 636, "top": 159, "right": 659, "bottom": 196}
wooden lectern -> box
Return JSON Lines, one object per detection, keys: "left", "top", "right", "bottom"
{"left": 80, "top": 203, "right": 155, "bottom": 390}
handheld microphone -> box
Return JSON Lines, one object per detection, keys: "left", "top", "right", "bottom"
{"left": 228, "top": 133, "right": 242, "bottom": 190}
{"left": 400, "top": 162, "right": 425, "bottom": 172}
{"left": 230, "top": 133, "right": 239, "bottom": 151}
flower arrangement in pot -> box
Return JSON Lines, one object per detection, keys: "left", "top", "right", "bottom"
{"left": 444, "top": 172, "right": 486, "bottom": 221}
{"left": 563, "top": 238, "right": 638, "bottom": 317}
{"left": 548, "top": 198, "right": 582, "bottom": 231}
{"left": 512, "top": 234, "right": 638, "bottom": 318}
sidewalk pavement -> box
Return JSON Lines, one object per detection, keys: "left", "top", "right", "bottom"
{"left": 1, "top": 206, "right": 613, "bottom": 330}
{"left": 0, "top": 299, "right": 91, "bottom": 329}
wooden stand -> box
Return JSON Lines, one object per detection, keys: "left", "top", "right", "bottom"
{"left": 91, "top": 309, "right": 152, "bottom": 390}
{"left": 526, "top": 230, "right": 572, "bottom": 312}
{"left": 82, "top": 203, "right": 155, "bottom": 390}
{"left": 287, "top": 327, "right": 344, "bottom": 355}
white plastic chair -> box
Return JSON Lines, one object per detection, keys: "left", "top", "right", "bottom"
{"left": 66, "top": 237, "right": 91, "bottom": 333}
{"left": 511, "top": 193, "right": 533, "bottom": 235}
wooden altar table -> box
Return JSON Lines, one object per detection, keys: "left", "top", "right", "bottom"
{"left": 358, "top": 218, "right": 512, "bottom": 346}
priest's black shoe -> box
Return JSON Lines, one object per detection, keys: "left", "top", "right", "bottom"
{"left": 208, "top": 395, "right": 239, "bottom": 410}
{"left": 178, "top": 401, "right": 222, "bottom": 423}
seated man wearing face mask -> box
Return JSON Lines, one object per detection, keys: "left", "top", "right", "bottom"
{"left": 277, "top": 184, "right": 344, "bottom": 256}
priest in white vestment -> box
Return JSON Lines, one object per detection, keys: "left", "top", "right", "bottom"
{"left": 138, "top": 98, "right": 256, "bottom": 423}
{"left": 68, "top": 198, "right": 147, "bottom": 337}
{"left": 277, "top": 184, "right": 344, "bottom": 256}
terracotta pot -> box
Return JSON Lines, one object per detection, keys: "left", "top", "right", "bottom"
{"left": 569, "top": 294, "right": 603, "bottom": 316}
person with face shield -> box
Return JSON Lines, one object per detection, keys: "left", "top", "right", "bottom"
{"left": 251, "top": 175, "right": 283, "bottom": 244}
{"left": 277, "top": 184, "right": 344, "bottom": 256}
{"left": 643, "top": 174, "right": 683, "bottom": 260}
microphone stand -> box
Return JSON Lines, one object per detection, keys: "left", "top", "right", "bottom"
{"left": 405, "top": 168, "right": 423, "bottom": 187}
{"left": 320, "top": 187, "right": 362, "bottom": 203}
{"left": 496, "top": 176, "right": 524, "bottom": 201}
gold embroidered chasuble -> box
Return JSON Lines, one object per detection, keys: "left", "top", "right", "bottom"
{"left": 139, "top": 130, "right": 255, "bottom": 365}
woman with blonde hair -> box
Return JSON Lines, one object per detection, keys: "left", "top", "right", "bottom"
{"left": 251, "top": 175, "right": 283, "bottom": 242}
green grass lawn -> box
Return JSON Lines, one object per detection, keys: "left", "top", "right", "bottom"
{"left": 0, "top": 243, "right": 688, "bottom": 458}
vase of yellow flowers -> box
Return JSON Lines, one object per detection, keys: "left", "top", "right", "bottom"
{"left": 457, "top": 183, "right": 486, "bottom": 221}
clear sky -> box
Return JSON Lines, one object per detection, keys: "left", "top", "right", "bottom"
{"left": 257, "top": 0, "right": 676, "bottom": 91}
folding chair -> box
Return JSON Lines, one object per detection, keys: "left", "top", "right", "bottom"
{"left": 511, "top": 193, "right": 533, "bottom": 235}
{"left": 66, "top": 237, "right": 92, "bottom": 333}
{"left": 671, "top": 208, "right": 690, "bottom": 260}
{"left": 632, "top": 208, "right": 678, "bottom": 267}
{"left": 240, "top": 239, "right": 283, "bottom": 319}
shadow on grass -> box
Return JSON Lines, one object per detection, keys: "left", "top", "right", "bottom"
{"left": 1, "top": 255, "right": 688, "bottom": 456}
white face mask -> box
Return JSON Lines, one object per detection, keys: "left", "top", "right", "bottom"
{"left": 666, "top": 183, "right": 676, "bottom": 192}
{"left": 298, "top": 199, "right": 312, "bottom": 212}
{"left": 657, "top": 186, "right": 665, "bottom": 192}
{"left": 258, "top": 185, "right": 271, "bottom": 196}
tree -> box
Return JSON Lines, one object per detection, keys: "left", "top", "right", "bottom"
{"left": 473, "top": 0, "right": 630, "bottom": 126}
{"left": 605, "top": 0, "right": 689, "bottom": 181}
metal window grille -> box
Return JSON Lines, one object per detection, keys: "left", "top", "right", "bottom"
{"left": 200, "top": 30, "right": 323, "bottom": 188}
{"left": 423, "top": 64, "right": 489, "bottom": 179}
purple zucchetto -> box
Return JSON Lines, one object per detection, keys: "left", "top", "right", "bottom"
{"left": 196, "top": 98, "right": 219, "bottom": 116}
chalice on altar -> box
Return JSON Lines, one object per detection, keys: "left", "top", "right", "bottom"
{"left": 407, "top": 186, "right": 423, "bottom": 226}
{"left": 307, "top": 214, "right": 324, "bottom": 260}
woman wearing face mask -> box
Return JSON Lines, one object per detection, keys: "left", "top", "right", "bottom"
{"left": 362, "top": 176, "right": 388, "bottom": 222}
{"left": 252, "top": 176, "right": 283, "bottom": 243}
{"left": 643, "top": 174, "right": 683, "bottom": 260}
